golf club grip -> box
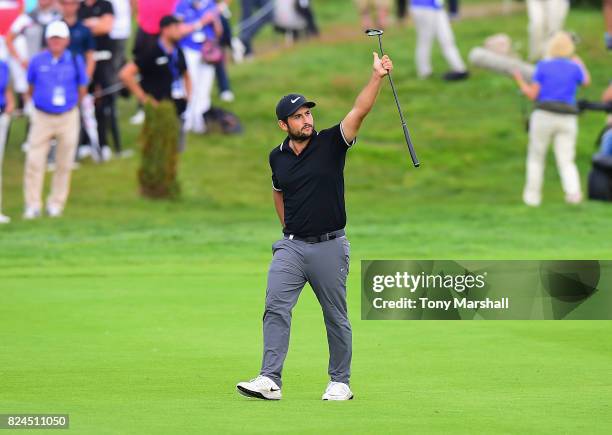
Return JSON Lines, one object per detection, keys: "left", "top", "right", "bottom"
{"left": 402, "top": 123, "right": 420, "bottom": 167}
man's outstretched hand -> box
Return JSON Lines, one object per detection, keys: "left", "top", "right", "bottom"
{"left": 373, "top": 52, "right": 393, "bottom": 78}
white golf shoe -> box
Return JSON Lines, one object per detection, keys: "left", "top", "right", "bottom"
{"left": 322, "top": 381, "right": 353, "bottom": 401}
{"left": 23, "top": 207, "right": 41, "bottom": 220}
{"left": 46, "top": 205, "right": 63, "bottom": 218}
{"left": 236, "top": 375, "right": 281, "bottom": 400}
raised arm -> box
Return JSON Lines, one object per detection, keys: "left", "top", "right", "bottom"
{"left": 572, "top": 56, "right": 591, "bottom": 87}
{"left": 341, "top": 52, "right": 393, "bottom": 143}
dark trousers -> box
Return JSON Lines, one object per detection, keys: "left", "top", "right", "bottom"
{"left": 91, "top": 59, "right": 121, "bottom": 152}
{"left": 296, "top": 1, "right": 319, "bottom": 35}
{"left": 239, "top": 0, "right": 274, "bottom": 55}
{"left": 215, "top": 62, "right": 232, "bottom": 94}
{"left": 397, "top": 0, "right": 408, "bottom": 19}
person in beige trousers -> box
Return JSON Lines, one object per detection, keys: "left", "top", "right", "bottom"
{"left": 527, "top": 0, "right": 569, "bottom": 61}
{"left": 23, "top": 21, "right": 88, "bottom": 219}
{"left": 513, "top": 31, "right": 590, "bottom": 206}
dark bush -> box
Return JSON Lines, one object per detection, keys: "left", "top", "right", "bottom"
{"left": 138, "top": 101, "right": 181, "bottom": 199}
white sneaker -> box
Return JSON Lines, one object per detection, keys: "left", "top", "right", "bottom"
{"left": 130, "top": 109, "right": 145, "bottom": 125}
{"left": 566, "top": 193, "right": 582, "bottom": 205}
{"left": 231, "top": 36, "right": 246, "bottom": 63}
{"left": 23, "top": 208, "right": 41, "bottom": 220}
{"left": 117, "top": 149, "right": 134, "bottom": 159}
{"left": 220, "top": 90, "right": 235, "bottom": 102}
{"left": 46, "top": 205, "right": 62, "bottom": 218}
{"left": 77, "top": 145, "right": 92, "bottom": 160}
{"left": 236, "top": 375, "right": 282, "bottom": 400}
{"left": 322, "top": 381, "right": 353, "bottom": 401}
{"left": 0, "top": 213, "right": 10, "bottom": 224}
{"left": 101, "top": 146, "right": 113, "bottom": 162}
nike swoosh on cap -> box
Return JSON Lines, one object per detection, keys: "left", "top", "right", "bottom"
{"left": 290, "top": 97, "right": 301, "bottom": 103}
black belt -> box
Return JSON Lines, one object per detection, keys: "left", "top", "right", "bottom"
{"left": 285, "top": 229, "right": 345, "bottom": 244}
{"left": 535, "top": 101, "right": 579, "bottom": 115}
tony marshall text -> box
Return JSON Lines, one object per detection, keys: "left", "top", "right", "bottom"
{"left": 372, "top": 297, "right": 509, "bottom": 310}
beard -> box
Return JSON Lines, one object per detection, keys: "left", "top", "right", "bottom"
{"left": 287, "top": 123, "right": 314, "bottom": 142}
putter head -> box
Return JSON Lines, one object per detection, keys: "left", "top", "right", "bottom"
{"left": 365, "top": 28, "right": 384, "bottom": 37}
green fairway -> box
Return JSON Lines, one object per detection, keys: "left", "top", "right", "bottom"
{"left": 1, "top": 2, "right": 611, "bottom": 433}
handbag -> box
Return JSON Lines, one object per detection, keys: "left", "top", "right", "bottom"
{"left": 201, "top": 39, "right": 224, "bottom": 64}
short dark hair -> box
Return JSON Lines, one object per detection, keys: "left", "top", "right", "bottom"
{"left": 159, "top": 15, "right": 180, "bottom": 30}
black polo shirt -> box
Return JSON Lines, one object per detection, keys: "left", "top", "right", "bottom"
{"left": 135, "top": 41, "right": 187, "bottom": 114}
{"left": 78, "top": 0, "right": 114, "bottom": 52}
{"left": 269, "top": 123, "right": 356, "bottom": 237}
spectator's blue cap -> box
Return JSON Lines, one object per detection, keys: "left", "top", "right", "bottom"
{"left": 276, "top": 94, "right": 316, "bottom": 120}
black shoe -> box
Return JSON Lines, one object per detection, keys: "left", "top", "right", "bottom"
{"left": 443, "top": 71, "right": 470, "bottom": 81}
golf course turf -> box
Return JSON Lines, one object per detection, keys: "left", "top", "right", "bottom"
{"left": 1, "top": 2, "right": 611, "bottom": 433}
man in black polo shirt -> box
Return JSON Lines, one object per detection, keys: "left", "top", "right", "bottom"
{"left": 120, "top": 16, "right": 191, "bottom": 150}
{"left": 79, "top": 0, "right": 121, "bottom": 158}
{"left": 236, "top": 52, "right": 394, "bottom": 401}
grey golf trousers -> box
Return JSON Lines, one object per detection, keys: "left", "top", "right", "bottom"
{"left": 260, "top": 235, "right": 352, "bottom": 387}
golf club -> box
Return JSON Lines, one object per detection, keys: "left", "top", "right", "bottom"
{"left": 365, "top": 28, "right": 420, "bottom": 168}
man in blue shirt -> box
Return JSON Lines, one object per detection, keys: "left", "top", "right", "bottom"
{"left": 0, "top": 60, "right": 15, "bottom": 224}
{"left": 174, "top": 0, "right": 221, "bottom": 133}
{"left": 24, "top": 20, "right": 88, "bottom": 220}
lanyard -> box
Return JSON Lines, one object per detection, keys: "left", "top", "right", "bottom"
{"left": 157, "top": 40, "right": 180, "bottom": 81}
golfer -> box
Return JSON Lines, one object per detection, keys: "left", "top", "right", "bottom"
{"left": 236, "top": 51, "right": 393, "bottom": 401}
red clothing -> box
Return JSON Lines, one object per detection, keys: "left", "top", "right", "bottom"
{"left": 136, "top": 0, "right": 178, "bottom": 34}
{"left": 0, "top": 0, "right": 23, "bottom": 36}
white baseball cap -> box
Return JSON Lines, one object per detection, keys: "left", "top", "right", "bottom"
{"left": 45, "top": 21, "right": 70, "bottom": 39}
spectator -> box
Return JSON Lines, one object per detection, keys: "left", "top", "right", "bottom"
{"left": 79, "top": 0, "right": 122, "bottom": 159}
{"left": 356, "top": 0, "right": 392, "bottom": 31}
{"left": 513, "top": 31, "right": 590, "bottom": 206}
{"left": 120, "top": 15, "right": 191, "bottom": 150}
{"left": 130, "top": 0, "right": 179, "bottom": 125}
{"left": 109, "top": 0, "right": 131, "bottom": 78}
{"left": 132, "top": 0, "right": 179, "bottom": 57}
{"left": 214, "top": 0, "right": 235, "bottom": 102}
{"left": 396, "top": 0, "right": 408, "bottom": 23}
{"left": 410, "top": 0, "right": 468, "bottom": 80}
{"left": 447, "top": 0, "right": 459, "bottom": 19}
{"left": 6, "top": 0, "right": 61, "bottom": 147}
{"left": 23, "top": 21, "right": 88, "bottom": 219}
{"left": 526, "top": 0, "right": 569, "bottom": 61}
{"left": 175, "top": 0, "right": 222, "bottom": 134}
{"left": 295, "top": 0, "right": 319, "bottom": 37}
{"left": 61, "top": 0, "right": 95, "bottom": 85}
{"left": 596, "top": 83, "right": 612, "bottom": 157}
{"left": 0, "top": 0, "right": 23, "bottom": 59}
{"left": 59, "top": 0, "right": 100, "bottom": 161}
{"left": 0, "top": 58, "right": 15, "bottom": 224}
{"left": 238, "top": 0, "right": 274, "bottom": 58}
